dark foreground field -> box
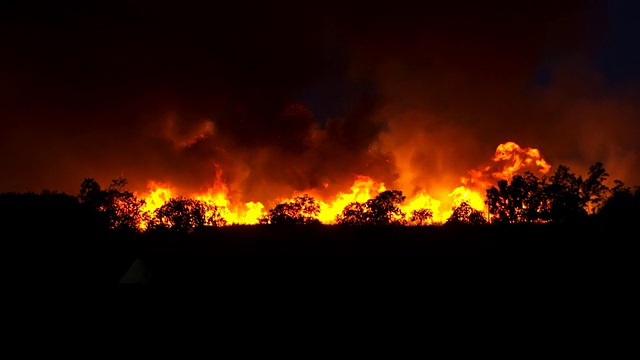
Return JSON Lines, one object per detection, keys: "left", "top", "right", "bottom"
{"left": 6, "top": 222, "right": 635, "bottom": 288}
{"left": 4, "top": 223, "right": 636, "bottom": 356}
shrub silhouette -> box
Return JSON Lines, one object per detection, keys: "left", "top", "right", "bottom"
{"left": 337, "top": 190, "right": 406, "bottom": 225}
{"left": 260, "top": 194, "right": 321, "bottom": 225}
{"left": 410, "top": 208, "right": 433, "bottom": 226}
{"left": 446, "top": 201, "right": 487, "bottom": 225}
{"left": 149, "top": 196, "right": 226, "bottom": 232}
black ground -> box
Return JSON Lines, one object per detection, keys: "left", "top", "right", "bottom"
{"left": 3, "top": 223, "right": 635, "bottom": 357}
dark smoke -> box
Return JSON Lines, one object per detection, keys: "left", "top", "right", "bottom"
{"left": 1, "top": 1, "right": 638, "bottom": 203}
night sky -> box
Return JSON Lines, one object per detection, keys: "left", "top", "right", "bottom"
{"left": 1, "top": 1, "right": 639, "bottom": 205}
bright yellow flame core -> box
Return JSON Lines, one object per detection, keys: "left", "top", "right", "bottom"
{"left": 312, "top": 175, "right": 387, "bottom": 224}
{"left": 135, "top": 141, "right": 547, "bottom": 228}
{"left": 400, "top": 191, "right": 442, "bottom": 224}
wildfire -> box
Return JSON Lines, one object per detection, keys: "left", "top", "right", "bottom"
{"left": 140, "top": 181, "right": 175, "bottom": 214}
{"left": 135, "top": 141, "right": 549, "bottom": 228}
{"left": 400, "top": 190, "right": 442, "bottom": 224}
{"left": 490, "top": 141, "right": 551, "bottom": 180}
{"left": 307, "top": 175, "right": 387, "bottom": 224}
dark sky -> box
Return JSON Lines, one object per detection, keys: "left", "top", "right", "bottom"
{"left": 1, "top": 0, "right": 639, "bottom": 204}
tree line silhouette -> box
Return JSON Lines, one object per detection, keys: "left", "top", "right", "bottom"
{"left": 1, "top": 161, "right": 639, "bottom": 234}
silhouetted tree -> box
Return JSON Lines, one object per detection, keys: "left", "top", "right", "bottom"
{"left": 546, "top": 165, "right": 587, "bottom": 223}
{"left": 486, "top": 163, "right": 613, "bottom": 224}
{"left": 520, "top": 172, "right": 552, "bottom": 222}
{"left": 580, "top": 162, "right": 610, "bottom": 214}
{"left": 104, "top": 178, "right": 146, "bottom": 230}
{"left": 149, "top": 197, "right": 223, "bottom": 232}
{"left": 446, "top": 201, "right": 487, "bottom": 225}
{"left": 410, "top": 208, "right": 433, "bottom": 226}
{"left": 486, "top": 172, "right": 548, "bottom": 223}
{"left": 335, "top": 202, "right": 368, "bottom": 225}
{"left": 597, "top": 180, "right": 640, "bottom": 226}
{"left": 78, "top": 177, "right": 145, "bottom": 231}
{"left": 337, "top": 190, "right": 406, "bottom": 225}
{"left": 612, "top": 179, "right": 630, "bottom": 194}
{"left": 78, "top": 178, "right": 104, "bottom": 209}
{"left": 260, "top": 194, "right": 320, "bottom": 225}
{"left": 486, "top": 179, "right": 511, "bottom": 223}
{"left": 368, "top": 190, "right": 406, "bottom": 225}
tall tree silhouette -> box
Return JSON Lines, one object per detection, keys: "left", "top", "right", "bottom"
{"left": 580, "top": 162, "right": 610, "bottom": 214}
{"left": 78, "top": 177, "right": 145, "bottom": 231}
{"left": 486, "top": 172, "right": 548, "bottom": 223}
{"left": 546, "top": 165, "right": 587, "bottom": 223}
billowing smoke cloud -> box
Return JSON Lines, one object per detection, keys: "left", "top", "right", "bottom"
{"left": 1, "top": 1, "right": 639, "bottom": 206}
{"left": 336, "top": 1, "right": 640, "bottom": 191}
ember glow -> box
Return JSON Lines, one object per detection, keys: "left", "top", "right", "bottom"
{"left": 134, "top": 141, "right": 549, "bottom": 227}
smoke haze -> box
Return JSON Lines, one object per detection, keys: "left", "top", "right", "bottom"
{"left": 1, "top": 1, "right": 639, "bottom": 207}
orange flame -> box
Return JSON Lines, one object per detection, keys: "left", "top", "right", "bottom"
{"left": 137, "top": 181, "right": 175, "bottom": 229}
{"left": 133, "top": 141, "right": 549, "bottom": 228}
{"left": 400, "top": 191, "right": 441, "bottom": 224}
{"left": 292, "top": 175, "right": 387, "bottom": 224}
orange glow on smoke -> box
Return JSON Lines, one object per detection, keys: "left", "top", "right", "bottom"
{"left": 135, "top": 141, "right": 549, "bottom": 227}
{"left": 490, "top": 141, "right": 551, "bottom": 180}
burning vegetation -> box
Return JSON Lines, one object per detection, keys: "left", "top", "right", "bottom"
{"left": 49, "top": 141, "right": 635, "bottom": 233}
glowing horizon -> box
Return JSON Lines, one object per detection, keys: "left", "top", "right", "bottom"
{"left": 133, "top": 141, "right": 551, "bottom": 227}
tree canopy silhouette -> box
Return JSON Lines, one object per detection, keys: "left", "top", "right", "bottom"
{"left": 409, "top": 208, "right": 434, "bottom": 226}
{"left": 336, "top": 190, "right": 406, "bottom": 225}
{"left": 78, "top": 177, "right": 145, "bottom": 231}
{"left": 486, "top": 172, "right": 548, "bottom": 224}
{"left": 260, "top": 194, "right": 321, "bottom": 225}
{"left": 1, "top": 159, "right": 634, "bottom": 237}
{"left": 149, "top": 196, "right": 226, "bottom": 232}
{"left": 485, "top": 162, "right": 612, "bottom": 224}
{"left": 596, "top": 180, "right": 640, "bottom": 227}
{"left": 446, "top": 201, "right": 487, "bottom": 225}
{"left": 581, "top": 162, "right": 610, "bottom": 214}
{"left": 546, "top": 165, "right": 588, "bottom": 223}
